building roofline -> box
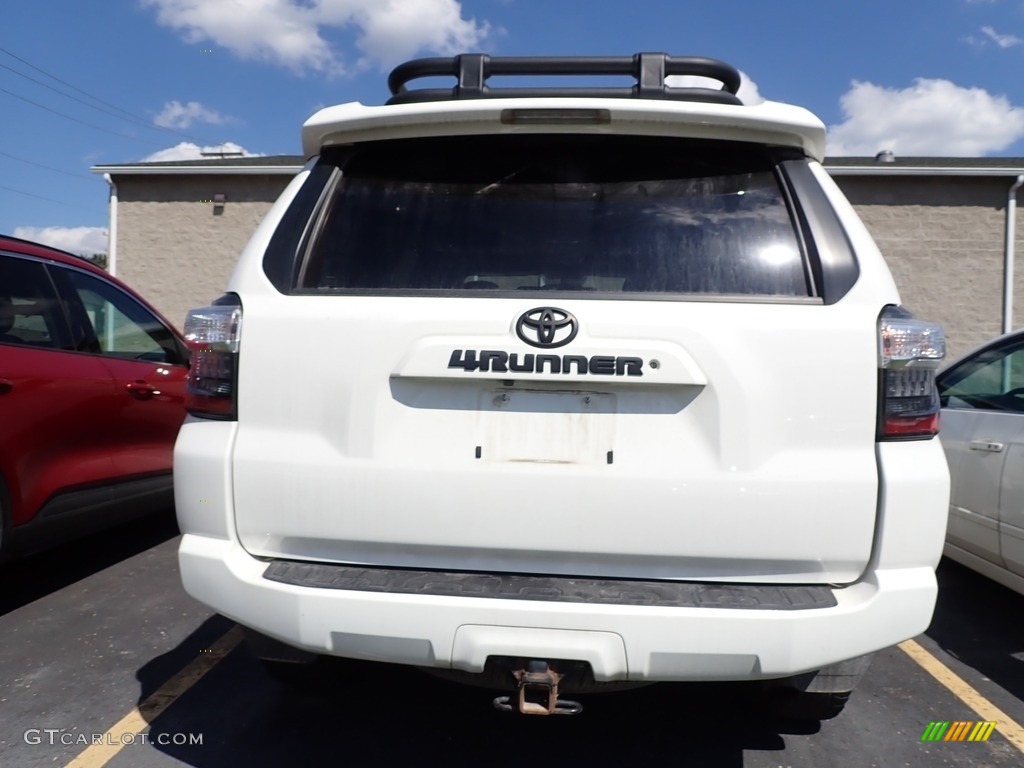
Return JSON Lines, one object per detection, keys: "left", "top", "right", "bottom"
{"left": 91, "top": 154, "right": 306, "bottom": 175}
{"left": 91, "top": 154, "right": 1024, "bottom": 178}
{"left": 91, "top": 164, "right": 305, "bottom": 176}
{"left": 823, "top": 157, "right": 1024, "bottom": 177}
{"left": 824, "top": 165, "right": 1024, "bottom": 177}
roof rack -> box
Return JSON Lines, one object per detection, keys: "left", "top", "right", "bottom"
{"left": 386, "top": 53, "right": 742, "bottom": 106}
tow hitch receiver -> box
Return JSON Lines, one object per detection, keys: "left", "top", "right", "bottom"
{"left": 492, "top": 660, "right": 583, "bottom": 716}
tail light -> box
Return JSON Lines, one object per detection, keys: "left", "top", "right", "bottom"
{"left": 183, "top": 295, "right": 241, "bottom": 420}
{"left": 877, "top": 306, "right": 945, "bottom": 440}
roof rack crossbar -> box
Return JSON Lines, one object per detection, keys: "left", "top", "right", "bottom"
{"left": 386, "top": 53, "right": 743, "bottom": 106}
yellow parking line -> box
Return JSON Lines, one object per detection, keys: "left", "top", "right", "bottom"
{"left": 64, "top": 625, "right": 244, "bottom": 768}
{"left": 899, "top": 638, "right": 1024, "bottom": 753}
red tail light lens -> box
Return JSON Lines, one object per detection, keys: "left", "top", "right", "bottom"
{"left": 184, "top": 296, "right": 241, "bottom": 420}
{"left": 877, "top": 306, "right": 945, "bottom": 440}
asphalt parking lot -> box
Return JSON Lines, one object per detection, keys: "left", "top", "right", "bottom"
{"left": 1, "top": 513, "right": 1022, "bottom": 768}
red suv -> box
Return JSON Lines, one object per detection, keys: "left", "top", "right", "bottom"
{"left": 0, "top": 235, "right": 189, "bottom": 559}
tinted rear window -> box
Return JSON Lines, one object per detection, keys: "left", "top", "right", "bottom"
{"left": 294, "top": 136, "right": 812, "bottom": 297}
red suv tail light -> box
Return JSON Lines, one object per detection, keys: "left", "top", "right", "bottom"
{"left": 877, "top": 306, "right": 945, "bottom": 440}
{"left": 184, "top": 295, "right": 241, "bottom": 420}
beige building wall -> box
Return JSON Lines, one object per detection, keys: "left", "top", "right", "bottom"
{"left": 836, "top": 175, "right": 1024, "bottom": 359}
{"left": 109, "top": 169, "right": 1024, "bottom": 359}
{"left": 114, "top": 174, "right": 292, "bottom": 329}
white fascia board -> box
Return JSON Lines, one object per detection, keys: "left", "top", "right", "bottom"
{"left": 302, "top": 98, "right": 827, "bottom": 160}
{"left": 90, "top": 165, "right": 303, "bottom": 176}
{"left": 825, "top": 165, "right": 1024, "bottom": 177}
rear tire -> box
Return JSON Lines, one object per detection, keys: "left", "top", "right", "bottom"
{"left": 243, "top": 628, "right": 332, "bottom": 689}
{"left": 0, "top": 473, "right": 10, "bottom": 562}
{"left": 766, "top": 690, "right": 851, "bottom": 721}
{"left": 258, "top": 657, "right": 327, "bottom": 688}
{"left": 761, "top": 654, "right": 869, "bottom": 720}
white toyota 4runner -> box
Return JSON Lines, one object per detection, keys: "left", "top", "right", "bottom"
{"left": 174, "top": 54, "right": 950, "bottom": 719}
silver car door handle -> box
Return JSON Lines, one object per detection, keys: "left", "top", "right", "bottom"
{"left": 969, "top": 439, "right": 1005, "bottom": 453}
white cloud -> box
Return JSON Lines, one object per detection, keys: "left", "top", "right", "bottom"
{"left": 735, "top": 74, "right": 763, "bottom": 106}
{"left": 981, "top": 25, "right": 1022, "bottom": 47}
{"left": 141, "top": 0, "right": 489, "bottom": 74}
{"left": 13, "top": 226, "right": 108, "bottom": 256}
{"left": 140, "top": 141, "right": 260, "bottom": 162}
{"left": 665, "top": 71, "right": 763, "bottom": 105}
{"left": 155, "top": 100, "right": 227, "bottom": 129}
{"left": 342, "top": 0, "right": 490, "bottom": 68}
{"left": 826, "top": 78, "right": 1024, "bottom": 156}
{"left": 142, "top": 0, "right": 336, "bottom": 74}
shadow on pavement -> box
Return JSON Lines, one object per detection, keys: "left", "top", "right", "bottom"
{"left": 0, "top": 510, "right": 179, "bottom": 617}
{"left": 927, "top": 557, "right": 1024, "bottom": 703}
{"left": 135, "top": 626, "right": 823, "bottom": 768}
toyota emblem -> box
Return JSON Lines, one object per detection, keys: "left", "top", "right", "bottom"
{"left": 515, "top": 307, "right": 578, "bottom": 348}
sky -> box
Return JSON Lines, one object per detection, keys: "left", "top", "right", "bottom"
{"left": 5, "top": 0, "right": 1024, "bottom": 255}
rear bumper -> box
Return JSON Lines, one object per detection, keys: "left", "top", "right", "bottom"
{"left": 174, "top": 419, "right": 948, "bottom": 681}
{"left": 179, "top": 532, "right": 936, "bottom": 681}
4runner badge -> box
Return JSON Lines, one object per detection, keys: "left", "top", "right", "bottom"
{"left": 516, "top": 307, "right": 578, "bottom": 348}
{"left": 447, "top": 308, "right": 644, "bottom": 376}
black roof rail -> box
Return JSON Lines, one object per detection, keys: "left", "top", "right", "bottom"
{"left": 386, "top": 53, "right": 743, "bottom": 106}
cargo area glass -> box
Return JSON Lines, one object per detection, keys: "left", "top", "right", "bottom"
{"left": 297, "top": 135, "right": 812, "bottom": 297}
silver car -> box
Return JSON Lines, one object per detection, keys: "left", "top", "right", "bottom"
{"left": 938, "top": 330, "right": 1024, "bottom": 596}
